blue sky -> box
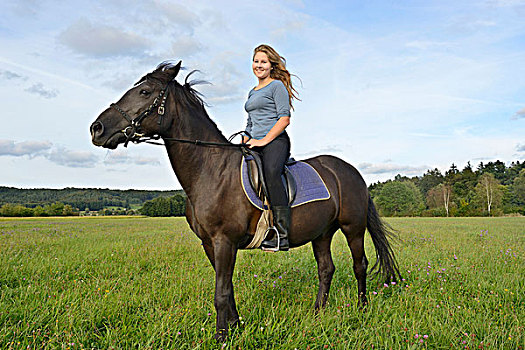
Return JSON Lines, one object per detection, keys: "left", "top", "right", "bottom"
{"left": 0, "top": 0, "right": 524, "bottom": 190}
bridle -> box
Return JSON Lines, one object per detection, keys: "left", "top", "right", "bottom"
{"left": 108, "top": 81, "right": 250, "bottom": 148}
{"left": 110, "top": 85, "right": 168, "bottom": 147}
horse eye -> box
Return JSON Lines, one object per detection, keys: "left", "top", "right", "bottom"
{"left": 140, "top": 89, "right": 151, "bottom": 96}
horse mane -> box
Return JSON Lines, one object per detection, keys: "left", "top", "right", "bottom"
{"left": 137, "top": 62, "right": 227, "bottom": 141}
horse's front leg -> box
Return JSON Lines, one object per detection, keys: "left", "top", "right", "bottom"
{"left": 213, "top": 235, "right": 239, "bottom": 341}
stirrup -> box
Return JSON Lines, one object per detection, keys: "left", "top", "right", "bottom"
{"left": 261, "top": 226, "right": 280, "bottom": 252}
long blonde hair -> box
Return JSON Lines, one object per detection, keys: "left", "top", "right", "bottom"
{"left": 253, "top": 44, "right": 300, "bottom": 110}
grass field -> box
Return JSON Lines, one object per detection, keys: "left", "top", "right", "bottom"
{"left": 0, "top": 216, "right": 523, "bottom": 349}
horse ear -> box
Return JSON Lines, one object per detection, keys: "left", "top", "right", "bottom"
{"left": 166, "top": 61, "right": 182, "bottom": 80}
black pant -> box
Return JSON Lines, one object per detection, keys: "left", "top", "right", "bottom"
{"left": 252, "top": 132, "right": 290, "bottom": 207}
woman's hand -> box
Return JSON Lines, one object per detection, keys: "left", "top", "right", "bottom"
{"left": 246, "top": 138, "right": 269, "bottom": 148}
{"left": 246, "top": 116, "right": 290, "bottom": 149}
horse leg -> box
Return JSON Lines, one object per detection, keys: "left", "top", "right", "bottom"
{"left": 213, "top": 236, "right": 239, "bottom": 341}
{"left": 312, "top": 233, "right": 336, "bottom": 312}
{"left": 342, "top": 225, "right": 368, "bottom": 307}
{"left": 203, "top": 242, "right": 215, "bottom": 269}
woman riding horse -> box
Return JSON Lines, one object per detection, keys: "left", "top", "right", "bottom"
{"left": 90, "top": 60, "right": 400, "bottom": 341}
{"left": 244, "top": 44, "right": 299, "bottom": 252}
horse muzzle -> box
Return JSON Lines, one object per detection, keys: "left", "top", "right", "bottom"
{"left": 90, "top": 121, "right": 104, "bottom": 139}
{"left": 90, "top": 120, "right": 123, "bottom": 149}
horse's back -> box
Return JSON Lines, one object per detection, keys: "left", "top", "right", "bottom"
{"left": 302, "top": 155, "right": 369, "bottom": 226}
{"left": 302, "top": 154, "right": 367, "bottom": 192}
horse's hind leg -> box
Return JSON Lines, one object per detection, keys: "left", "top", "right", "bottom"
{"left": 341, "top": 224, "right": 368, "bottom": 307}
{"left": 312, "top": 231, "right": 336, "bottom": 311}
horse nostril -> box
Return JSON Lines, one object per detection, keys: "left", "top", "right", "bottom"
{"left": 90, "top": 121, "right": 104, "bottom": 136}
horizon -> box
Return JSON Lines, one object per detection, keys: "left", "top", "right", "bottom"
{"left": 3, "top": 157, "right": 521, "bottom": 191}
{"left": 1, "top": 0, "right": 524, "bottom": 190}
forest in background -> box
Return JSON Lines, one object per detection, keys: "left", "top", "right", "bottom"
{"left": 0, "top": 187, "right": 184, "bottom": 217}
{"left": 368, "top": 160, "right": 525, "bottom": 216}
{"left": 1, "top": 160, "right": 524, "bottom": 217}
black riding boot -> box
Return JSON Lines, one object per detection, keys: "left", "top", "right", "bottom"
{"left": 261, "top": 206, "right": 290, "bottom": 252}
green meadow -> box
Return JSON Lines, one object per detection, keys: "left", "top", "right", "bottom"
{"left": 0, "top": 216, "right": 523, "bottom": 349}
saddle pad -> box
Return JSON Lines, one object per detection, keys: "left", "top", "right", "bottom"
{"left": 241, "top": 158, "right": 330, "bottom": 210}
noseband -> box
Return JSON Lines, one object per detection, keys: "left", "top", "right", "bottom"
{"left": 110, "top": 86, "right": 168, "bottom": 147}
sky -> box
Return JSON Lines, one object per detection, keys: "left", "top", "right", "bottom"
{"left": 0, "top": 0, "right": 524, "bottom": 190}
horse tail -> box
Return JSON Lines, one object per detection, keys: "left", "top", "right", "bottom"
{"left": 366, "top": 195, "right": 401, "bottom": 283}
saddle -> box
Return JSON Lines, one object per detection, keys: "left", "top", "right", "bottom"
{"left": 240, "top": 150, "right": 331, "bottom": 249}
{"left": 243, "top": 150, "right": 297, "bottom": 207}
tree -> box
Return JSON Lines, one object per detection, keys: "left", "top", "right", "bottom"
{"left": 427, "top": 183, "right": 453, "bottom": 216}
{"left": 62, "top": 204, "right": 77, "bottom": 216}
{"left": 375, "top": 181, "right": 424, "bottom": 216}
{"left": 510, "top": 169, "right": 525, "bottom": 213}
{"left": 0, "top": 204, "right": 33, "bottom": 217}
{"left": 34, "top": 206, "right": 45, "bottom": 216}
{"left": 477, "top": 160, "right": 506, "bottom": 182}
{"left": 445, "top": 163, "right": 459, "bottom": 179}
{"left": 415, "top": 168, "right": 444, "bottom": 197}
{"left": 140, "top": 195, "right": 186, "bottom": 217}
{"left": 474, "top": 173, "right": 503, "bottom": 216}
{"left": 44, "top": 202, "right": 65, "bottom": 216}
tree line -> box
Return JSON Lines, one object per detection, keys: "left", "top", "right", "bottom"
{"left": 139, "top": 195, "right": 186, "bottom": 216}
{"left": 0, "top": 187, "right": 184, "bottom": 211}
{"left": 0, "top": 195, "right": 187, "bottom": 217}
{"left": 369, "top": 160, "right": 525, "bottom": 216}
{"left": 2, "top": 160, "right": 523, "bottom": 217}
{"left": 0, "top": 202, "right": 79, "bottom": 217}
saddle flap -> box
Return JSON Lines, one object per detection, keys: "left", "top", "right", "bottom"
{"left": 246, "top": 158, "right": 263, "bottom": 198}
{"left": 283, "top": 166, "right": 297, "bottom": 204}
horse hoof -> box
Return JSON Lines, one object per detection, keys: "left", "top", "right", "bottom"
{"left": 214, "top": 329, "right": 228, "bottom": 342}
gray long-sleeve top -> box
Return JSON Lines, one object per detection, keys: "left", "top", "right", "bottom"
{"left": 244, "top": 80, "right": 291, "bottom": 140}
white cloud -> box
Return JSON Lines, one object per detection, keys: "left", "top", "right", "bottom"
{"left": 0, "top": 139, "right": 98, "bottom": 168}
{"left": 133, "top": 156, "right": 161, "bottom": 166}
{"left": 46, "top": 147, "right": 99, "bottom": 168}
{"left": 0, "top": 69, "right": 26, "bottom": 81}
{"left": 152, "top": 1, "right": 201, "bottom": 32}
{"left": 359, "top": 162, "right": 429, "bottom": 176}
{"left": 172, "top": 35, "right": 204, "bottom": 58}
{"left": 58, "top": 18, "right": 150, "bottom": 58}
{"left": 103, "top": 150, "right": 160, "bottom": 166}
{"left": 24, "top": 83, "right": 58, "bottom": 99}
{"left": 512, "top": 107, "right": 525, "bottom": 119}
{"left": 0, "top": 139, "right": 52, "bottom": 157}
{"left": 197, "top": 52, "right": 248, "bottom": 105}
{"left": 296, "top": 146, "right": 343, "bottom": 157}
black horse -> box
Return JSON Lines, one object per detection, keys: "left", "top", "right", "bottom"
{"left": 90, "top": 62, "right": 400, "bottom": 341}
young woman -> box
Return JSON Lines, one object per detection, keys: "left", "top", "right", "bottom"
{"left": 244, "top": 44, "right": 299, "bottom": 251}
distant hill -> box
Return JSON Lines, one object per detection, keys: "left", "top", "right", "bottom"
{"left": 0, "top": 186, "right": 185, "bottom": 211}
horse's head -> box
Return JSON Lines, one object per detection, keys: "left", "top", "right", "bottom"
{"left": 90, "top": 61, "right": 182, "bottom": 149}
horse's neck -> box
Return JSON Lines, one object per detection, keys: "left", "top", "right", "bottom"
{"left": 163, "top": 107, "right": 237, "bottom": 199}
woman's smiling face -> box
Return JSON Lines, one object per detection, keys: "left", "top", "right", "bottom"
{"left": 252, "top": 51, "right": 272, "bottom": 80}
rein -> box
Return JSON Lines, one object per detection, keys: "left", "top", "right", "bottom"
{"left": 133, "top": 131, "right": 250, "bottom": 148}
